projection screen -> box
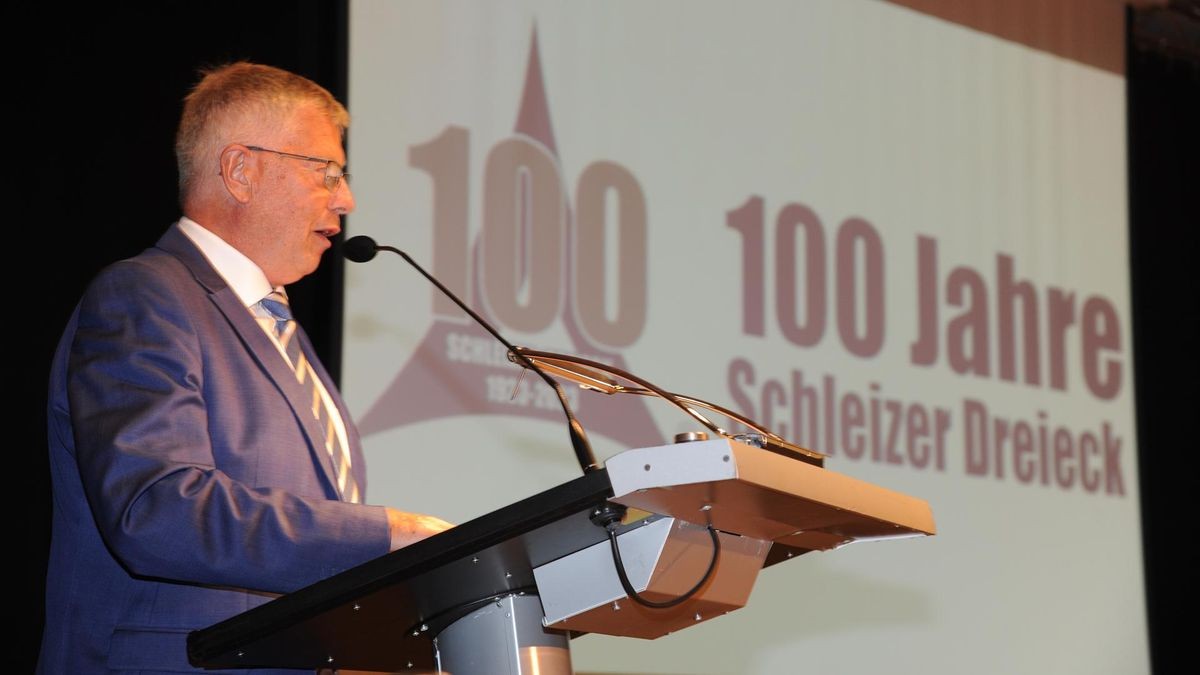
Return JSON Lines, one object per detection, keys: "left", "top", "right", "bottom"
{"left": 344, "top": 2, "right": 1145, "bottom": 673}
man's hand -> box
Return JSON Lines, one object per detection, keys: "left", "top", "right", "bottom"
{"left": 385, "top": 508, "right": 454, "bottom": 551}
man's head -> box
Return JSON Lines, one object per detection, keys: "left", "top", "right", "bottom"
{"left": 176, "top": 62, "right": 355, "bottom": 286}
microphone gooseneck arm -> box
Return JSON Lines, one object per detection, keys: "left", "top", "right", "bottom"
{"left": 344, "top": 236, "right": 600, "bottom": 474}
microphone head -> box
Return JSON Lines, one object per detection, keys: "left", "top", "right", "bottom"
{"left": 343, "top": 235, "right": 379, "bottom": 263}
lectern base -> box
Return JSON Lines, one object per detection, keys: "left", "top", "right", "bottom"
{"left": 437, "top": 593, "right": 572, "bottom": 675}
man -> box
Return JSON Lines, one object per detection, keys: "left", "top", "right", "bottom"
{"left": 39, "top": 62, "right": 450, "bottom": 674}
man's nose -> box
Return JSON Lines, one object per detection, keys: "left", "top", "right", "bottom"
{"left": 331, "top": 179, "right": 356, "bottom": 214}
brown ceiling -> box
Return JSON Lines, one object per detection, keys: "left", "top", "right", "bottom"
{"left": 884, "top": 0, "right": 1175, "bottom": 75}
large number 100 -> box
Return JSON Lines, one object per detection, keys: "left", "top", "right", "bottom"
{"left": 727, "top": 196, "right": 885, "bottom": 357}
{"left": 410, "top": 127, "right": 647, "bottom": 349}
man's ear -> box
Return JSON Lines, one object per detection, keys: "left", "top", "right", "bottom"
{"left": 218, "top": 145, "right": 254, "bottom": 204}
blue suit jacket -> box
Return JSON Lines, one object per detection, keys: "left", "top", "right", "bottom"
{"left": 39, "top": 225, "right": 390, "bottom": 674}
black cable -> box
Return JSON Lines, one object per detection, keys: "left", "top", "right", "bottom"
{"left": 344, "top": 236, "right": 599, "bottom": 473}
{"left": 405, "top": 586, "right": 539, "bottom": 638}
{"left": 378, "top": 245, "right": 598, "bottom": 475}
{"left": 606, "top": 523, "right": 721, "bottom": 609}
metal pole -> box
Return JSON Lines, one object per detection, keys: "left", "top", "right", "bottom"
{"left": 435, "top": 593, "right": 572, "bottom": 675}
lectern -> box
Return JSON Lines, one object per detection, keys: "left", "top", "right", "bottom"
{"left": 188, "top": 437, "right": 934, "bottom": 674}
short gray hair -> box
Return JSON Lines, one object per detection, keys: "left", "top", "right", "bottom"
{"left": 175, "top": 62, "right": 349, "bottom": 201}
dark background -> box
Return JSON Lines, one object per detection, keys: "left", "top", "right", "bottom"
{"left": 20, "top": 1, "right": 1197, "bottom": 672}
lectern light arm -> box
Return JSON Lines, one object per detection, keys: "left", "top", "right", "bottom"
{"left": 508, "top": 347, "right": 825, "bottom": 463}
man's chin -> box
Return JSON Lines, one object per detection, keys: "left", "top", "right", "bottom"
{"left": 303, "top": 250, "right": 327, "bottom": 276}
{"left": 272, "top": 260, "right": 323, "bottom": 287}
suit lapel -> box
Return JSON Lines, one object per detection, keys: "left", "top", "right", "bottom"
{"left": 154, "top": 226, "right": 347, "bottom": 500}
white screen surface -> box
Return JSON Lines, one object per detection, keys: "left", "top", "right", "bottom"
{"left": 344, "top": 2, "right": 1144, "bottom": 673}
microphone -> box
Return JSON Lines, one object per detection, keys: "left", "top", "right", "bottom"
{"left": 343, "top": 235, "right": 379, "bottom": 263}
{"left": 342, "top": 235, "right": 600, "bottom": 474}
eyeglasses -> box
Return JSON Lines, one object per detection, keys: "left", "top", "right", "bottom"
{"left": 245, "top": 145, "right": 350, "bottom": 192}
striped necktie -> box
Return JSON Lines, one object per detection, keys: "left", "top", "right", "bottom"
{"left": 258, "top": 291, "right": 360, "bottom": 503}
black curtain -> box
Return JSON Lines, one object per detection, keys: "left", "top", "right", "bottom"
{"left": 1129, "top": 6, "right": 1200, "bottom": 674}
{"left": 22, "top": 3, "right": 347, "bottom": 671}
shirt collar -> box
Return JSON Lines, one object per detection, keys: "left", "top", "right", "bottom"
{"left": 177, "top": 216, "right": 280, "bottom": 307}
